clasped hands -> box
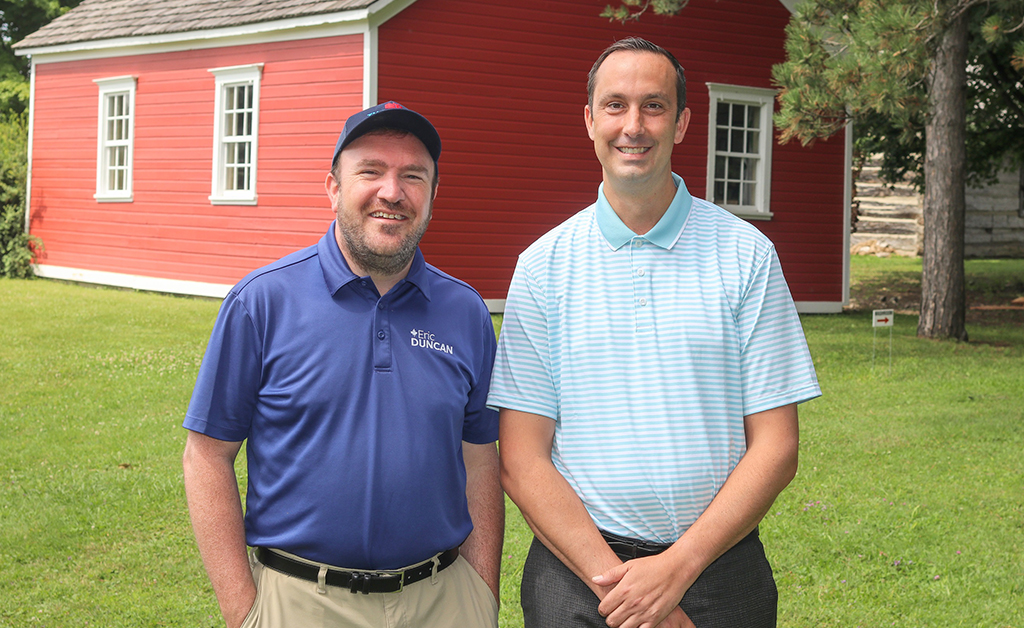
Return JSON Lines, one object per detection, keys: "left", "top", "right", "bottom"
{"left": 592, "top": 552, "right": 696, "bottom": 628}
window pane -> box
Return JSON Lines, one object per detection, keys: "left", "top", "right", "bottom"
{"left": 714, "top": 181, "right": 725, "bottom": 203}
{"left": 747, "top": 105, "right": 760, "bottom": 129}
{"left": 730, "top": 130, "right": 743, "bottom": 152}
{"left": 742, "top": 183, "right": 755, "bottom": 205}
{"left": 727, "top": 157, "right": 741, "bottom": 180}
{"left": 716, "top": 102, "right": 729, "bottom": 126}
{"left": 741, "top": 158, "right": 755, "bottom": 181}
{"left": 715, "top": 156, "right": 726, "bottom": 178}
{"left": 727, "top": 181, "right": 740, "bottom": 204}
{"left": 746, "top": 130, "right": 759, "bottom": 154}
{"left": 715, "top": 129, "right": 728, "bottom": 151}
{"left": 731, "top": 104, "right": 744, "bottom": 126}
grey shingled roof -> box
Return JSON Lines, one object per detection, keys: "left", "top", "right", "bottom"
{"left": 15, "top": 0, "right": 377, "bottom": 50}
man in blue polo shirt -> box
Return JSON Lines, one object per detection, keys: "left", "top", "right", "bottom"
{"left": 182, "top": 102, "right": 502, "bottom": 628}
{"left": 490, "top": 38, "right": 820, "bottom": 628}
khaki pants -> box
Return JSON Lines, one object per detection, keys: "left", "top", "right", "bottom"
{"left": 241, "top": 550, "right": 498, "bottom": 628}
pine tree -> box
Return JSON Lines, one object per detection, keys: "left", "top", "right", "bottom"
{"left": 772, "top": 0, "right": 1023, "bottom": 340}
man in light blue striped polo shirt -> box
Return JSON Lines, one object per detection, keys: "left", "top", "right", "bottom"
{"left": 490, "top": 37, "right": 821, "bottom": 628}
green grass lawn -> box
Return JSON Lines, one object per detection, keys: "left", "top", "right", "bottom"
{"left": 1, "top": 259, "right": 1022, "bottom": 627}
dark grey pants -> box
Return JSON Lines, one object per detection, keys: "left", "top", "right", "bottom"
{"left": 520, "top": 528, "right": 777, "bottom": 628}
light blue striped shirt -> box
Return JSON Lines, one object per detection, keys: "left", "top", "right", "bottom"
{"left": 488, "top": 174, "right": 821, "bottom": 542}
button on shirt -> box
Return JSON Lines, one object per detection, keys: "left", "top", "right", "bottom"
{"left": 185, "top": 224, "right": 498, "bottom": 569}
{"left": 488, "top": 174, "right": 821, "bottom": 543}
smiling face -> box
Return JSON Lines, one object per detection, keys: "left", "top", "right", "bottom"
{"left": 325, "top": 130, "right": 437, "bottom": 279}
{"left": 585, "top": 50, "right": 691, "bottom": 196}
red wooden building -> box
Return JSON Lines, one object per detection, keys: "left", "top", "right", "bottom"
{"left": 16, "top": 0, "right": 850, "bottom": 312}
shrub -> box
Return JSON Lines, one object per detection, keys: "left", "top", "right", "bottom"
{"left": 0, "top": 109, "right": 42, "bottom": 278}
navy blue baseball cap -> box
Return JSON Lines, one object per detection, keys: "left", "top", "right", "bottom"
{"left": 332, "top": 101, "right": 442, "bottom": 167}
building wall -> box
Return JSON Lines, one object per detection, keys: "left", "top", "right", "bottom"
{"left": 29, "top": 34, "right": 362, "bottom": 285}
{"left": 378, "top": 0, "right": 847, "bottom": 302}
{"left": 965, "top": 162, "right": 1024, "bottom": 258}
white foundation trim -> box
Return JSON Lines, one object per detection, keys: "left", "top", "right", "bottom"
{"left": 795, "top": 301, "right": 844, "bottom": 314}
{"left": 34, "top": 265, "right": 231, "bottom": 299}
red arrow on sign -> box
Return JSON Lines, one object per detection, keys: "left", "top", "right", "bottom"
{"left": 877, "top": 317, "right": 889, "bottom": 324}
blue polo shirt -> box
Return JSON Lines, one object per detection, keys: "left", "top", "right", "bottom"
{"left": 488, "top": 175, "right": 820, "bottom": 543}
{"left": 184, "top": 224, "right": 498, "bottom": 569}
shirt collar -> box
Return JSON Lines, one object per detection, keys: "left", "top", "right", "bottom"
{"left": 595, "top": 173, "right": 692, "bottom": 250}
{"left": 317, "top": 221, "right": 431, "bottom": 300}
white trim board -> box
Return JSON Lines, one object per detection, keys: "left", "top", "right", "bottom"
{"left": 24, "top": 63, "right": 36, "bottom": 233}
{"left": 34, "top": 265, "right": 232, "bottom": 299}
{"left": 795, "top": 301, "right": 844, "bottom": 314}
{"left": 484, "top": 299, "right": 505, "bottom": 315}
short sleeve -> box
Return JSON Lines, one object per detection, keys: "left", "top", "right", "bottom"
{"left": 461, "top": 311, "right": 500, "bottom": 444}
{"left": 736, "top": 247, "right": 822, "bottom": 416}
{"left": 183, "top": 291, "right": 263, "bottom": 442}
{"left": 487, "top": 261, "right": 558, "bottom": 420}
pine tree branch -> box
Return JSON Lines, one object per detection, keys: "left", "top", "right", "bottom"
{"left": 1003, "top": 15, "right": 1024, "bottom": 34}
{"left": 984, "top": 50, "right": 1024, "bottom": 120}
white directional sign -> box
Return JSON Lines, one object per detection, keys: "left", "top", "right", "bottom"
{"left": 872, "top": 309, "right": 894, "bottom": 327}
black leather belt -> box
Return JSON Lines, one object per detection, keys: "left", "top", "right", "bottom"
{"left": 600, "top": 531, "right": 674, "bottom": 559}
{"left": 255, "top": 546, "right": 460, "bottom": 594}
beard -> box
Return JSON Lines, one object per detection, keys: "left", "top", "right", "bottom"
{"left": 336, "top": 198, "right": 431, "bottom": 277}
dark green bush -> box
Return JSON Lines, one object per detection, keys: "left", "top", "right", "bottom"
{"left": 0, "top": 107, "right": 41, "bottom": 278}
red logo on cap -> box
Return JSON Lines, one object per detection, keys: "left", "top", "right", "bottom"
{"left": 384, "top": 102, "right": 404, "bottom": 109}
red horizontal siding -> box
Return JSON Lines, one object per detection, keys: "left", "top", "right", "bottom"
{"left": 379, "top": 0, "right": 845, "bottom": 302}
{"left": 29, "top": 34, "right": 363, "bottom": 285}
{"left": 30, "top": 0, "right": 845, "bottom": 303}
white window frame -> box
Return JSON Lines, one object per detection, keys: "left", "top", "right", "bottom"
{"left": 209, "top": 63, "right": 263, "bottom": 205}
{"left": 705, "top": 83, "right": 776, "bottom": 220}
{"left": 94, "top": 76, "right": 137, "bottom": 202}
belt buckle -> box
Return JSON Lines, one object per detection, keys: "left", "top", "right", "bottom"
{"left": 358, "top": 571, "right": 403, "bottom": 594}
{"left": 386, "top": 571, "right": 404, "bottom": 593}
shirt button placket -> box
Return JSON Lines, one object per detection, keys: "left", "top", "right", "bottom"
{"left": 373, "top": 298, "right": 392, "bottom": 370}
{"left": 632, "top": 238, "right": 653, "bottom": 332}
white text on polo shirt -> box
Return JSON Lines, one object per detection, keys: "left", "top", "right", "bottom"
{"left": 410, "top": 329, "right": 454, "bottom": 355}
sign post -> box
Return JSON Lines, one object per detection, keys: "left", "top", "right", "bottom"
{"left": 872, "top": 309, "right": 894, "bottom": 373}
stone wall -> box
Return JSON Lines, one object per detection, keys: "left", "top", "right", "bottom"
{"left": 965, "top": 163, "right": 1024, "bottom": 258}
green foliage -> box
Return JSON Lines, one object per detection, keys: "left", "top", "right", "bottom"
{"left": 601, "top": 0, "right": 690, "bottom": 22}
{"left": 774, "top": 0, "right": 1024, "bottom": 189}
{"left": 0, "top": 110, "right": 40, "bottom": 278}
{"left": 0, "top": 0, "right": 84, "bottom": 80}
{"left": 0, "top": 77, "right": 28, "bottom": 114}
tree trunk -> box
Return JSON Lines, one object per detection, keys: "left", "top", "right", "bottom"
{"left": 919, "top": 10, "right": 968, "bottom": 340}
